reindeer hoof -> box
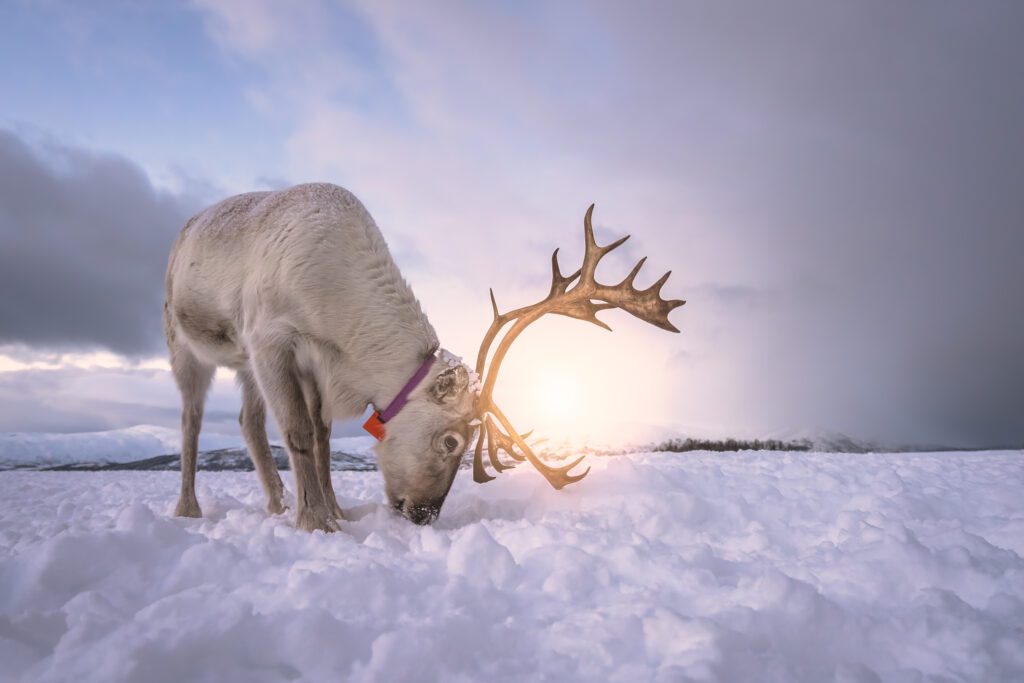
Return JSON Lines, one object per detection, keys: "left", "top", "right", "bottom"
{"left": 326, "top": 499, "right": 345, "bottom": 521}
{"left": 266, "top": 496, "right": 288, "bottom": 516}
{"left": 319, "top": 481, "right": 345, "bottom": 519}
{"left": 296, "top": 506, "right": 339, "bottom": 533}
{"left": 174, "top": 498, "right": 202, "bottom": 518}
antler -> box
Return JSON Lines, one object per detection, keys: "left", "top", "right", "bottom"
{"left": 473, "top": 204, "right": 685, "bottom": 489}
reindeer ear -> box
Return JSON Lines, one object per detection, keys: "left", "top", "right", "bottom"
{"left": 429, "top": 365, "right": 468, "bottom": 403}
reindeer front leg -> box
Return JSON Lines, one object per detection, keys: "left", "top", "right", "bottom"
{"left": 251, "top": 337, "right": 338, "bottom": 533}
{"left": 302, "top": 377, "right": 344, "bottom": 520}
{"left": 238, "top": 370, "right": 288, "bottom": 515}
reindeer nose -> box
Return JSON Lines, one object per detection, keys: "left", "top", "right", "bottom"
{"left": 405, "top": 503, "right": 440, "bottom": 526}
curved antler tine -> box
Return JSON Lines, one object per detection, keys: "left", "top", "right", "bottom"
{"left": 560, "top": 300, "right": 615, "bottom": 332}
{"left": 485, "top": 417, "right": 514, "bottom": 472}
{"left": 489, "top": 288, "right": 500, "bottom": 320}
{"left": 581, "top": 204, "right": 631, "bottom": 285}
{"left": 472, "top": 428, "right": 495, "bottom": 483}
{"left": 529, "top": 454, "right": 591, "bottom": 490}
{"left": 494, "top": 421, "right": 527, "bottom": 461}
{"left": 662, "top": 299, "right": 687, "bottom": 332}
{"left": 581, "top": 204, "right": 600, "bottom": 283}
{"left": 602, "top": 234, "right": 630, "bottom": 255}
{"left": 552, "top": 457, "right": 591, "bottom": 486}
{"left": 583, "top": 203, "right": 596, "bottom": 246}
{"left": 621, "top": 256, "right": 647, "bottom": 288}
{"left": 489, "top": 403, "right": 590, "bottom": 490}
{"left": 648, "top": 270, "right": 672, "bottom": 294}
{"left": 549, "top": 248, "right": 581, "bottom": 297}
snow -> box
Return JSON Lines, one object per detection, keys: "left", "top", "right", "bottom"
{"left": 1, "top": 449, "right": 1022, "bottom": 682}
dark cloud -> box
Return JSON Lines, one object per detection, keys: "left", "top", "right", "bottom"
{"left": 0, "top": 129, "right": 207, "bottom": 356}
{"left": 281, "top": 1, "right": 1023, "bottom": 447}
{"left": 583, "top": 3, "right": 1024, "bottom": 448}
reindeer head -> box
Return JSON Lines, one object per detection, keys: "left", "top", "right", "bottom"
{"left": 373, "top": 352, "right": 479, "bottom": 524}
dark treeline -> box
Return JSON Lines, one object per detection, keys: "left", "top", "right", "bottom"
{"left": 654, "top": 437, "right": 812, "bottom": 453}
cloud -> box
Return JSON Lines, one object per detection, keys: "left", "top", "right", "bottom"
{"left": 0, "top": 364, "right": 235, "bottom": 434}
{"left": 0, "top": 360, "right": 375, "bottom": 438}
{"left": 186, "top": 1, "right": 1024, "bottom": 448}
{"left": 0, "top": 129, "right": 206, "bottom": 356}
{"left": 0, "top": 3, "right": 1014, "bottom": 447}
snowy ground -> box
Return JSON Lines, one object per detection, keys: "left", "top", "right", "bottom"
{"left": 1, "top": 450, "right": 1022, "bottom": 682}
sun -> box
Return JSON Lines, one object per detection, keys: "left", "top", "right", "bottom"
{"left": 534, "top": 370, "right": 584, "bottom": 426}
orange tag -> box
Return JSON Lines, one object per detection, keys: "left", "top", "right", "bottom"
{"left": 363, "top": 411, "right": 386, "bottom": 441}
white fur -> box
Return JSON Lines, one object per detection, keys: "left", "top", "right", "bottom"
{"left": 164, "top": 183, "right": 474, "bottom": 530}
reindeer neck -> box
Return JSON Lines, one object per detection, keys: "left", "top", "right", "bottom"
{"left": 356, "top": 310, "right": 439, "bottom": 413}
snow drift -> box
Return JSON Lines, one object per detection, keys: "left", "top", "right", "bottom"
{"left": 1, "top": 449, "right": 1022, "bottom": 681}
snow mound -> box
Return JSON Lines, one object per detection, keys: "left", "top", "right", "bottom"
{"left": 1, "top": 450, "right": 1022, "bottom": 681}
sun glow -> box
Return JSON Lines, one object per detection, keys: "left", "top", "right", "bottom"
{"left": 483, "top": 316, "right": 678, "bottom": 446}
{"left": 534, "top": 371, "right": 585, "bottom": 426}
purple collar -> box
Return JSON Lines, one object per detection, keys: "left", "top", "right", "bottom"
{"left": 363, "top": 353, "right": 436, "bottom": 441}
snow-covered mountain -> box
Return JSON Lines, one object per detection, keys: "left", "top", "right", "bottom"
{"left": 0, "top": 425, "right": 378, "bottom": 471}
{"left": 0, "top": 425, "right": 235, "bottom": 469}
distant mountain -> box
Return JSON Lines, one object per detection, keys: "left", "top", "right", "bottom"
{"left": 0, "top": 425, "right": 379, "bottom": 471}
{"left": 44, "top": 445, "right": 379, "bottom": 472}
{"left": 0, "top": 424, "right": 981, "bottom": 473}
{"left": 763, "top": 429, "right": 879, "bottom": 453}
{"left": 536, "top": 430, "right": 888, "bottom": 456}
{"left": 0, "top": 425, "right": 233, "bottom": 470}
{"left": 763, "top": 428, "right": 964, "bottom": 454}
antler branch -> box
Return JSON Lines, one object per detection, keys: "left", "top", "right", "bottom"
{"left": 472, "top": 204, "right": 685, "bottom": 488}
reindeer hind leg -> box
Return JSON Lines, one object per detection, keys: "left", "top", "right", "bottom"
{"left": 170, "top": 347, "right": 215, "bottom": 518}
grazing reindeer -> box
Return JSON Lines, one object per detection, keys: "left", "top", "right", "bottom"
{"left": 165, "top": 184, "right": 475, "bottom": 530}
{"left": 165, "top": 183, "right": 683, "bottom": 532}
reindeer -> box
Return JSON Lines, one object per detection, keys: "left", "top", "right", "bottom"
{"left": 164, "top": 183, "right": 683, "bottom": 531}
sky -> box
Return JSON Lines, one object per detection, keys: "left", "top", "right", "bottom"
{"left": 1, "top": 1, "right": 1022, "bottom": 448}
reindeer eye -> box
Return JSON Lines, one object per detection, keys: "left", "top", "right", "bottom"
{"left": 443, "top": 435, "right": 459, "bottom": 452}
